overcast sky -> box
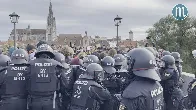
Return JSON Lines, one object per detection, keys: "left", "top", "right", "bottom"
{"left": 0, "top": 0, "right": 196, "bottom": 41}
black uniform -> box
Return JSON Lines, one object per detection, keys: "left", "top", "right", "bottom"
{"left": 69, "top": 63, "right": 113, "bottom": 110}
{"left": 115, "top": 69, "right": 132, "bottom": 93}
{"left": 171, "top": 52, "right": 184, "bottom": 88}
{"left": 54, "top": 52, "right": 72, "bottom": 110}
{"left": 101, "top": 56, "right": 117, "bottom": 94}
{"left": 27, "top": 44, "right": 68, "bottom": 110}
{"left": 159, "top": 55, "right": 184, "bottom": 110}
{"left": 119, "top": 48, "right": 164, "bottom": 110}
{"left": 0, "top": 49, "right": 29, "bottom": 110}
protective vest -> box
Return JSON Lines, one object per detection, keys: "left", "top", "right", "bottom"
{"left": 0, "top": 65, "right": 28, "bottom": 96}
{"left": 122, "top": 78, "right": 164, "bottom": 110}
{"left": 29, "top": 58, "right": 58, "bottom": 94}
{"left": 116, "top": 70, "right": 132, "bottom": 92}
{"left": 103, "top": 71, "right": 118, "bottom": 88}
{"left": 71, "top": 78, "right": 102, "bottom": 109}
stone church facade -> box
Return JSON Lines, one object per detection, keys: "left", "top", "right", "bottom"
{"left": 9, "top": 1, "right": 57, "bottom": 42}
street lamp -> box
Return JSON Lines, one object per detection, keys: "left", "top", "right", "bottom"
{"left": 114, "top": 15, "right": 122, "bottom": 48}
{"left": 9, "top": 12, "right": 20, "bottom": 50}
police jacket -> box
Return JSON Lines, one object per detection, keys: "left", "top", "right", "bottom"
{"left": 120, "top": 77, "right": 164, "bottom": 110}
{"left": 103, "top": 72, "right": 119, "bottom": 94}
{"left": 27, "top": 58, "right": 68, "bottom": 96}
{"left": 70, "top": 74, "right": 113, "bottom": 110}
{"left": 160, "top": 68, "right": 180, "bottom": 91}
{"left": 75, "top": 66, "right": 86, "bottom": 81}
{"left": 115, "top": 69, "right": 132, "bottom": 93}
{"left": 0, "top": 64, "right": 28, "bottom": 98}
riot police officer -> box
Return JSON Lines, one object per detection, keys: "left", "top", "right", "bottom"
{"left": 171, "top": 52, "right": 184, "bottom": 89}
{"left": 159, "top": 55, "right": 183, "bottom": 110}
{"left": 101, "top": 56, "right": 117, "bottom": 93}
{"left": 83, "top": 55, "right": 99, "bottom": 67}
{"left": 69, "top": 63, "right": 113, "bottom": 110}
{"left": 54, "top": 52, "right": 73, "bottom": 110}
{"left": 27, "top": 44, "right": 68, "bottom": 110}
{"left": 113, "top": 54, "right": 125, "bottom": 71}
{"left": 0, "top": 49, "right": 29, "bottom": 110}
{"left": 54, "top": 52, "right": 69, "bottom": 69}
{"left": 70, "top": 57, "right": 84, "bottom": 81}
{"left": 119, "top": 48, "right": 164, "bottom": 110}
{"left": 179, "top": 79, "right": 196, "bottom": 110}
{"left": 171, "top": 52, "right": 183, "bottom": 77}
{"left": 73, "top": 55, "right": 99, "bottom": 81}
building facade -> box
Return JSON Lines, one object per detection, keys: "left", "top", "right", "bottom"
{"left": 57, "top": 34, "right": 93, "bottom": 49}
{"left": 9, "top": 1, "right": 57, "bottom": 42}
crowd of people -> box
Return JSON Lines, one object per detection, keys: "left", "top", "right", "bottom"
{"left": 0, "top": 40, "right": 196, "bottom": 110}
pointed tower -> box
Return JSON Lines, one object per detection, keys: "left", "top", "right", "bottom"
{"left": 46, "top": 0, "right": 57, "bottom": 41}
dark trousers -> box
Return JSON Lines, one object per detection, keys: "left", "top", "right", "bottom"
{"left": 0, "top": 98, "right": 27, "bottom": 110}
{"left": 28, "top": 97, "right": 59, "bottom": 110}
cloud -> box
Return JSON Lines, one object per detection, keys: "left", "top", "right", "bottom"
{"left": 0, "top": 0, "right": 196, "bottom": 41}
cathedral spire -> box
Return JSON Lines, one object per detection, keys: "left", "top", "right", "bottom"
{"left": 46, "top": 0, "right": 57, "bottom": 41}
{"left": 49, "top": 0, "right": 53, "bottom": 15}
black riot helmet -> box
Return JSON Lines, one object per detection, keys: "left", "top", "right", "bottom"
{"left": 145, "top": 47, "right": 159, "bottom": 58}
{"left": 160, "top": 55, "right": 175, "bottom": 69}
{"left": 113, "top": 54, "right": 125, "bottom": 66}
{"left": 83, "top": 55, "right": 99, "bottom": 67}
{"left": 54, "top": 52, "right": 66, "bottom": 63}
{"left": 188, "top": 79, "right": 196, "bottom": 102}
{"left": 0, "top": 54, "right": 11, "bottom": 67}
{"left": 101, "top": 56, "right": 116, "bottom": 74}
{"left": 11, "top": 49, "right": 28, "bottom": 64}
{"left": 86, "top": 63, "right": 104, "bottom": 82}
{"left": 126, "top": 48, "right": 160, "bottom": 81}
{"left": 171, "top": 52, "right": 183, "bottom": 62}
{"left": 162, "top": 51, "right": 171, "bottom": 56}
{"left": 34, "top": 44, "right": 54, "bottom": 58}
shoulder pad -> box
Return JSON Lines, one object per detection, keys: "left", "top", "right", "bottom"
{"left": 90, "top": 82, "right": 103, "bottom": 89}
{"left": 122, "top": 81, "right": 143, "bottom": 99}
{"left": 122, "top": 81, "right": 161, "bottom": 99}
{"left": 51, "top": 59, "right": 64, "bottom": 68}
